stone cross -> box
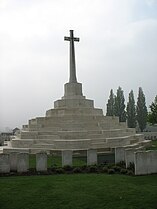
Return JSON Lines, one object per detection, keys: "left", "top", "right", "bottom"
{"left": 64, "top": 30, "right": 80, "bottom": 83}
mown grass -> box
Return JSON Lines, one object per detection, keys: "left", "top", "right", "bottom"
{"left": 0, "top": 174, "right": 157, "bottom": 209}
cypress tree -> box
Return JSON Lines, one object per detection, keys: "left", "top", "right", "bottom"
{"left": 136, "top": 87, "right": 147, "bottom": 132}
{"left": 148, "top": 95, "right": 157, "bottom": 125}
{"left": 114, "top": 86, "right": 126, "bottom": 122}
{"left": 106, "top": 89, "right": 115, "bottom": 116}
{"left": 127, "top": 90, "right": 136, "bottom": 128}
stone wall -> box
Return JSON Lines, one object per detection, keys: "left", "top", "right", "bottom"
{"left": 144, "top": 132, "right": 157, "bottom": 140}
{"left": 115, "top": 143, "right": 157, "bottom": 175}
{"left": 134, "top": 150, "right": 157, "bottom": 175}
{"left": 0, "top": 149, "right": 97, "bottom": 173}
{"left": 0, "top": 154, "right": 10, "bottom": 173}
{"left": 115, "top": 143, "right": 143, "bottom": 164}
{"left": 1, "top": 148, "right": 157, "bottom": 175}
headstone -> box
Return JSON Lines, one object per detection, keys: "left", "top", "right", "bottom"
{"left": 0, "top": 154, "right": 10, "bottom": 173}
{"left": 87, "top": 149, "right": 97, "bottom": 165}
{"left": 17, "top": 153, "right": 29, "bottom": 172}
{"left": 62, "top": 150, "right": 72, "bottom": 166}
{"left": 36, "top": 152, "right": 47, "bottom": 172}
{"left": 10, "top": 152, "right": 18, "bottom": 171}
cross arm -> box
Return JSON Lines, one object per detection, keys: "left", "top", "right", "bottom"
{"left": 64, "top": 36, "right": 80, "bottom": 42}
{"left": 64, "top": 36, "right": 70, "bottom": 41}
{"left": 73, "top": 37, "right": 80, "bottom": 42}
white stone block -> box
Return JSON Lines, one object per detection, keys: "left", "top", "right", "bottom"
{"left": 0, "top": 154, "right": 10, "bottom": 173}
{"left": 134, "top": 151, "right": 147, "bottom": 175}
{"left": 87, "top": 149, "right": 97, "bottom": 165}
{"left": 10, "top": 152, "right": 18, "bottom": 171}
{"left": 36, "top": 152, "right": 47, "bottom": 172}
{"left": 125, "top": 148, "right": 135, "bottom": 168}
{"left": 17, "top": 153, "right": 29, "bottom": 172}
{"left": 62, "top": 150, "right": 72, "bottom": 166}
{"left": 147, "top": 151, "right": 157, "bottom": 174}
{"left": 135, "top": 151, "right": 157, "bottom": 175}
{"left": 115, "top": 147, "right": 125, "bottom": 164}
{"left": 54, "top": 139, "right": 91, "bottom": 149}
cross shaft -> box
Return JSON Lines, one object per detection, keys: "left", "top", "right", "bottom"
{"left": 64, "top": 30, "right": 80, "bottom": 83}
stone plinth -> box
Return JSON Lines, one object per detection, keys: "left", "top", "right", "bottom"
{"left": 10, "top": 152, "right": 18, "bottom": 171}
{"left": 62, "top": 150, "right": 72, "bottom": 166}
{"left": 125, "top": 148, "right": 137, "bottom": 168}
{"left": 36, "top": 152, "right": 47, "bottom": 172}
{"left": 0, "top": 154, "right": 10, "bottom": 173}
{"left": 87, "top": 149, "right": 97, "bottom": 165}
{"left": 54, "top": 98, "right": 94, "bottom": 109}
{"left": 17, "top": 153, "right": 29, "bottom": 172}
{"left": 63, "top": 83, "right": 84, "bottom": 99}
{"left": 115, "top": 147, "right": 125, "bottom": 164}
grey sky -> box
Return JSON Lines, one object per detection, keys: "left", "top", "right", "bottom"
{"left": 0, "top": 0, "right": 157, "bottom": 130}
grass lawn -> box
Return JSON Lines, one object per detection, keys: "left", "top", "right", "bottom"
{"left": 0, "top": 174, "right": 157, "bottom": 209}
{"left": 152, "top": 140, "right": 157, "bottom": 149}
{"left": 146, "top": 140, "right": 157, "bottom": 150}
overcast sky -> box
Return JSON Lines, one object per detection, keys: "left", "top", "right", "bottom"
{"left": 0, "top": 0, "right": 157, "bottom": 130}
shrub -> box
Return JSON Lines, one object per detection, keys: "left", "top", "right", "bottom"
{"left": 63, "top": 165, "right": 73, "bottom": 172}
{"left": 73, "top": 167, "right": 82, "bottom": 173}
{"left": 51, "top": 166, "right": 57, "bottom": 172}
{"left": 120, "top": 169, "right": 128, "bottom": 174}
{"left": 112, "top": 166, "right": 121, "bottom": 173}
{"left": 116, "top": 161, "right": 126, "bottom": 168}
{"left": 127, "top": 162, "right": 135, "bottom": 172}
{"left": 99, "top": 163, "right": 107, "bottom": 167}
{"left": 87, "top": 165, "right": 98, "bottom": 173}
{"left": 55, "top": 168, "right": 64, "bottom": 174}
{"left": 107, "top": 164, "right": 114, "bottom": 169}
{"left": 29, "top": 168, "right": 36, "bottom": 174}
{"left": 108, "top": 169, "right": 115, "bottom": 174}
{"left": 127, "top": 170, "right": 134, "bottom": 176}
{"left": 80, "top": 165, "right": 87, "bottom": 171}
{"left": 102, "top": 167, "right": 108, "bottom": 173}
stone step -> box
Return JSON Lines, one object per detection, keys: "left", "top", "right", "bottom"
{"left": 91, "top": 142, "right": 108, "bottom": 149}
{"left": 37, "top": 135, "right": 60, "bottom": 139}
{"left": 138, "top": 140, "right": 151, "bottom": 148}
{"left": 0, "top": 147, "right": 3, "bottom": 153}
{"left": 29, "top": 116, "right": 120, "bottom": 125}
{"left": 32, "top": 144, "right": 54, "bottom": 149}
{"left": 28, "top": 123, "right": 127, "bottom": 132}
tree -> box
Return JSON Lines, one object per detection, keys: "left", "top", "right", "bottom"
{"left": 114, "top": 86, "right": 126, "bottom": 122}
{"left": 126, "top": 90, "right": 136, "bottom": 128}
{"left": 106, "top": 89, "right": 115, "bottom": 116}
{"left": 148, "top": 96, "right": 157, "bottom": 125}
{"left": 136, "top": 87, "right": 147, "bottom": 132}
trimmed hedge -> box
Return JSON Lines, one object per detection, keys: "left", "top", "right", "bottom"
{"left": 0, "top": 162, "right": 135, "bottom": 177}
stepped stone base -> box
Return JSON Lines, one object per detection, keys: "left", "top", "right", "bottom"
{"left": 4, "top": 81, "right": 145, "bottom": 153}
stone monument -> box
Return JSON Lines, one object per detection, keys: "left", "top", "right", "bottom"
{"left": 2, "top": 30, "right": 144, "bottom": 154}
